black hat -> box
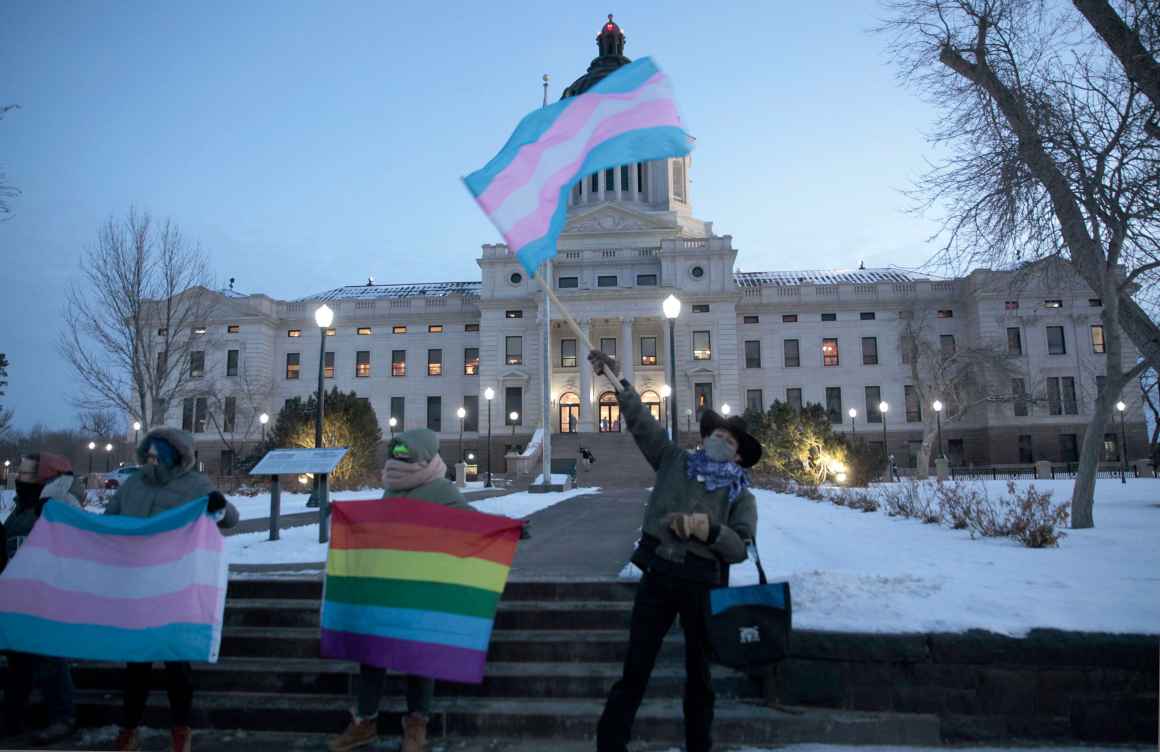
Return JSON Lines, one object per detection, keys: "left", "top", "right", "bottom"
{"left": 698, "top": 410, "right": 763, "bottom": 469}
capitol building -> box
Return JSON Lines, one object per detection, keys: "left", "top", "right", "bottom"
{"left": 167, "top": 18, "right": 1147, "bottom": 475}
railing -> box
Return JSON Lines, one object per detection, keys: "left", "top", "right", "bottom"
{"left": 949, "top": 466, "right": 1037, "bottom": 481}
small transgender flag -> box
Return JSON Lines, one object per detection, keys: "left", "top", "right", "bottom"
{"left": 465, "top": 57, "right": 691, "bottom": 275}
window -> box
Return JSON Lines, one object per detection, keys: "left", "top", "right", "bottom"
{"left": 1047, "top": 326, "right": 1067, "bottom": 355}
{"left": 822, "top": 338, "right": 839, "bottom": 367}
{"left": 786, "top": 388, "right": 802, "bottom": 413}
{"left": 694, "top": 383, "right": 713, "bottom": 417}
{"left": 860, "top": 312, "right": 876, "bottom": 321}
{"left": 825, "top": 387, "right": 842, "bottom": 424}
{"left": 782, "top": 314, "right": 798, "bottom": 323}
{"left": 940, "top": 335, "right": 956, "bottom": 356}
{"left": 390, "top": 397, "right": 405, "bottom": 429}
{"left": 784, "top": 339, "right": 800, "bottom": 368}
{"left": 220, "top": 450, "right": 236, "bottom": 476}
{"left": 743, "top": 315, "right": 759, "bottom": 324}
{"left": 1005, "top": 300, "right": 1020, "bottom": 311}
{"left": 1103, "top": 433, "right": 1120, "bottom": 462}
{"left": 189, "top": 351, "right": 205, "bottom": 378}
{"left": 744, "top": 340, "right": 761, "bottom": 368}
{"left": 465, "top": 323, "right": 480, "bottom": 332}
{"left": 905, "top": 385, "right": 922, "bottom": 423}
{"left": 692, "top": 331, "right": 711, "bottom": 360}
{"left": 325, "top": 327, "right": 335, "bottom": 336}
{"left": 1044, "top": 299, "right": 1063, "bottom": 308}
{"left": 1091, "top": 325, "right": 1105, "bottom": 354}
{"left": 597, "top": 275, "right": 618, "bottom": 288}
{"left": 427, "top": 349, "right": 442, "bottom": 376}
{"left": 690, "top": 265, "right": 704, "bottom": 278}
{"left": 391, "top": 350, "right": 406, "bottom": 377}
{"left": 1046, "top": 377, "right": 1062, "bottom": 415}
{"left": 862, "top": 336, "right": 878, "bottom": 365}
{"left": 821, "top": 313, "right": 837, "bottom": 322}
{"left": 358, "top": 327, "right": 373, "bottom": 336}
{"left": 1096, "top": 375, "right": 1106, "bottom": 398}
{"left": 636, "top": 162, "right": 645, "bottom": 192}
{"left": 560, "top": 339, "right": 578, "bottom": 368}
{"left": 590, "top": 173, "right": 598, "bottom": 192}
{"left": 427, "top": 397, "right": 442, "bottom": 432}
{"left": 193, "top": 398, "right": 207, "bottom": 433}
{"left": 428, "top": 324, "right": 444, "bottom": 333}
{"left": 1018, "top": 435, "right": 1034, "bottom": 463}
{"left": 636, "top": 274, "right": 657, "bottom": 286}
{"left": 223, "top": 396, "right": 236, "bottom": 433}
{"left": 464, "top": 347, "right": 479, "bottom": 375}
{"left": 393, "top": 325, "right": 407, "bottom": 334}
{"left": 463, "top": 395, "right": 479, "bottom": 432}
{"left": 227, "top": 324, "right": 240, "bottom": 334}
{"left": 865, "top": 386, "right": 882, "bottom": 424}
{"left": 558, "top": 276, "right": 579, "bottom": 289}
{"left": 226, "top": 350, "right": 239, "bottom": 377}
{"left": 621, "top": 165, "right": 630, "bottom": 191}
{"left": 356, "top": 351, "right": 370, "bottom": 378}
{"left": 504, "top": 310, "right": 522, "bottom": 319}
{"left": 506, "top": 336, "right": 523, "bottom": 365}
{"left": 1089, "top": 298, "right": 1103, "bottom": 307}
{"left": 323, "top": 351, "right": 334, "bottom": 379}
{"left": 1007, "top": 327, "right": 1023, "bottom": 355}
{"left": 1060, "top": 434, "right": 1079, "bottom": 463}
{"left": 181, "top": 397, "right": 207, "bottom": 434}
{"left": 157, "top": 327, "right": 168, "bottom": 337}
{"left": 692, "top": 304, "right": 710, "bottom": 313}
{"left": 1013, "top": 378, "right": 1029, "bottom": 416}
{"left": 900, "top": 335, "right": 916, "bottom": 365}
{"left": 288, "top": 329, "right": 302, "bottom": 338}
{"left": 505, "top": 387, "right": 522, "bottom": 425}
{"left": 746, "top": 389, "right": 763, "bottom": 414}
{"left": 640, "top": 336, "right": 657, "bottom": 366}
{"left": 605, "top": 167, "right": 615, "bottom": 191}
{"left": 1062, "top": 377, "right": 1077, "bottom": 415}
{"left": 192, "top": 326, "right": 207, "bottom": 336}
{"left": 182, "top": 398, "right": 193, "bottom": 432}
{"left": 510, "top": 272, "right": 523, "bottom": 285}
{"left": 937, "top": 309, "right": 954, "bottom": 319}
{"left": 599, "top": 338, "right": 617, "bottom": 358}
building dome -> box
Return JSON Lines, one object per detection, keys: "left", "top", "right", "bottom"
{"left": 560, "top": 14, "right": 631, "bottom": 99}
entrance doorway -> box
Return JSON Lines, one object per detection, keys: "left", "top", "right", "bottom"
{"left": 558, "top": 392, "right": 579, "bottom": 433}
{"left": 694, "top": 383, "right": 714, "bottom": 418}
{"left": 598, "top": 391, "right": 621, "bottom": 432}
{"left": 640, "top": 390, "right": 661, "bottom": 422}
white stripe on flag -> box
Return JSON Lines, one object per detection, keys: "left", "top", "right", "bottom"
{"left": 5, "top": 545, "right": 226, "bottom": 599}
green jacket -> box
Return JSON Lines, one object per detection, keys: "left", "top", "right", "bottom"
{"left": 618, "top": 382, "right": 757, "bottom": 580}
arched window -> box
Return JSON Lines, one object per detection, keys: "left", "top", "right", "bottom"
{"left": 598, "top": 391, "right": 621, "bottom": 432}
{"left": 558, "top": 392, "right": 579, "bottom": 433}
{"left": 640, "top": 390, "right": 661, "bottom": 422}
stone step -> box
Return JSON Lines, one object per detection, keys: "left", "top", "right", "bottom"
{"left": 225, "top": 577, "right": 638, "bottom": 603}
{"left": 65, "top": 692, "right": 943, "bottom": 745}
{"left": 222, "top": 599, "right": 634, "bottom": 631}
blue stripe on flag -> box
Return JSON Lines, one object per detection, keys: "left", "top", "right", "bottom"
{"left": 41, "top": 496, "right": 209, "bottom": 536}
{"left": 710, "top": 584, "right": 788, "bottom": 616}
{"left": 464, "top": 57, "right": 662, "bottom": 196}
{"left": 0, "top": 613, "right": 216, "bottom": 662}
{"left": 516, "top": 124, "right": 691, "bottom": 274}
{"left": 321, "top": 601, "right": 492, "bottom": 652}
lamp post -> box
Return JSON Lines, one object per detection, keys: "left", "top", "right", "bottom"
{"left": 87, "top": 441, "right": 96, "bottom": 478}
{"left": 313, "top": 303, "right": 335, "bottom": 543}
{"left": 484, "top": 387, "right": 495, "bottom": 487}
{"left": 721, "top": 403, "right": 731, "bottom": 416}
{"left": 661, "top": 384, "right": 672, "bottom": 440}
{"left": 932, "top": 400, "right": 945, "bottom": 460}
{"left": 388, "top": 416, "right": 397, "bottom": 437}
{"left": 456, "top": 407, "right": 467, "bottom": 463}
{"left": 848, "top": 407, "right": 857, "bottom": 436}
{"left": 685, "top": 408, "right": 692, "bottom": 434}
{"left": 132, "top": 420, "right": 141, "bottom": 449}
{"left": 509, "top": 411, "right": 519, "bottom": 444}
{"left": 879, "top": 401, "right": 889, "bottom": 478}
{"left": 104, "top": 443, "right": 113, "bottom": 472}
{"left": 662, "top": 294, "right": 681, "bottom": 444}
{"left": 1116, "top": 400, "right": 1128, "bottom": 484}
{"left": 259, "top": 413, "right": 269, "bottom": 444}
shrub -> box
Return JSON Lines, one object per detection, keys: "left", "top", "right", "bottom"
{"left": 264, "top": 388, "right": 383, "bottom": 489}
{"left": 1002, "top": 480, "right": 1069, "bottom": 548}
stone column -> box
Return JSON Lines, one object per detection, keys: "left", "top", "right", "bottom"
{"left": 614, "top": 165, "right": 622, "bottom": 201}
{"left": 621, "top": 318, "right": 635, "bottom": 386}
{"left": 628, "top": 162, "right": 639, "bottom": 202}
{"left": 579, "top": 319, "right": 594, "bottom": 432}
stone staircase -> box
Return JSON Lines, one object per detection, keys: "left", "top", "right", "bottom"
{"left": 29, "top": 578, "right": 942, "bottom": 745}
{"left": 553, "top": 432, "right": 661, "bottom": 489}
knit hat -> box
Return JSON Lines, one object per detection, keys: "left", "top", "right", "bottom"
{"left": 387, "top": 429, "right": 439, "bottom": 464}
{"left": 23, "top": 452, "right": 74, "bottom": 483}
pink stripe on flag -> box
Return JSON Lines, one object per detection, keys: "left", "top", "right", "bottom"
{"left": 476, "top": 73, "right": 668, "bottom": 212}
{"left": 0, "top": 579, "right": 223, "bottom": 630}
{"left": 503, "top": 99, "right": 681, "bottom": 249}
{"left": 29, "top": 515, "right": 223, "bottom": 567}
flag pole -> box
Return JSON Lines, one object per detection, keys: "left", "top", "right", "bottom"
{"left": 536, "top": 273, "right": 624, "bottom": 394}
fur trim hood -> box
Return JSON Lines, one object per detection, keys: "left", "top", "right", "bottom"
{"left": 135, "top": 426, "right": 197, "bottom": 472}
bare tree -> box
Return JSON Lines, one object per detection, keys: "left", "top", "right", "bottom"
{"left": 78, "top": 409, "right": 121, "bottom": 439}
{"left": 1141, "top": 366, "right": 1160, "bottom": 462}
{"left": 1072, "top": 0, "right": 1160, "bottom": 137}
{"left": 60, "top": 207, "right": 218, "bottom": 429}
{"left": 0, "top": 104, "right": 19, "bottom": 220}
{"left": 0, "top": 352, "right": 11, "bottom": 436}
{"left": 202, "top": 358, "right": 274, "bottom": 467}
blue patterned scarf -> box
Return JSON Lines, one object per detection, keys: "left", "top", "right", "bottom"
{"left": 686, "top": 449, "right": 750, "bottom": 505}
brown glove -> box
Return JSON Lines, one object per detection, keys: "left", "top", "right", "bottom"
{"left": 668, "top": 513, "right": 711, "bottom": 542}
{"left": 587, "top": 350, "right": 621, "bottom": 377}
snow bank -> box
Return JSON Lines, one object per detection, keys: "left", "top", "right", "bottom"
{"left": 226, "top": 482, "right": 495, "bottom": 521}
{"left": 468, "top": 486, "right": 597, "bottom": 518}
{"left": 737, "top": 478, "right": 1159, "bottom": 636}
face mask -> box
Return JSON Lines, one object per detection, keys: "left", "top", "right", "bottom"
{"left": 704, "top": 435, "right": 735, "bottom": 463}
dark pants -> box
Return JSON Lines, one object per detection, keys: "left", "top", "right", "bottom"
{"left": 122, "top": 662, "right": 193, "bottom": 729}
{"left": 356, "top": 665, "right": 434, "bottom": 718}
{"left": 2, "top": 652, "right": 75, "bottom": 732}
{"left": 597, "top": 571, "right": 715, "bottom": 752}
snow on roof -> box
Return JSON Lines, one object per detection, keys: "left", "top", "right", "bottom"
{"left": 299, "top": 281, "right": 482, "bottom": 302}
{"left": 734, "top": 268, "right": 933, "bottom": 287}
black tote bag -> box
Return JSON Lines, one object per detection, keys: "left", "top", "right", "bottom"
{"left": 706, "top": 541, "right": 791, "bottom": 671}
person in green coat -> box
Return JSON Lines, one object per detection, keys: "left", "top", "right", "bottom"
{"left": 588, "top": 350, "right": 761, "bottom": 752}
{"left": 329, "top": 428, "right": 466, "bottom": 752}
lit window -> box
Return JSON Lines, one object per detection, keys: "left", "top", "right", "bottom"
{"left": 692, "top": 304, "right": 710, "bottom": 313}
{"left": 937, "top": 309, "right": 954, "bottom": 319}
{"left": 821, "top": 313, "right": 837, "bottom": 322}
{"left": 743, "top": 315, "right": 759, "bottom": 324}
{"left": 640, "top": 337, "right": 657, "bottom": 366}
{"left": 822, "top": 338, "right": 839, "bottom": 367}
{"left": 391, "top": 350, "right": 406, "bottom": 376}
{"left": 1091, "top": 325, "right": 1105, "bottom": 353}
{"left": 325, "top": 327, "right": 336, "bottom": 336}
{"left": 323, "top": 351, "right": 334, "bottom": 379}
{"left": 860, "top": 312, "right": 876, "bottom": 321}
{"left": 558, "top": 276, "right": 579, "bottom": 289}
{"left": 506, "top": 336, "right": 523, "bottom": 365}
{"left": 1005, "top": 301, "right": 1020, "bottom": 310}
{"left": 505, "top": 310, "right": 523, "bottom": 319}
{"left": 393, "top": 325, "right": 407, "bottom": 334}
{"left": 192, "top": 326, "right": 207, "bottom": 335}
{"left": 597, "top": 275, "right": 618, "bottom": 288}
{"left": 427, "top": 349, "right": 442, "bottom": 376}
{"left": 560, "top": 338, "right": 578, "bottom": 368}
{"left": 692, "top": 331, "right": 711, "bottom": 360}
{"left": 356, "top": 351, "right": 370, "bottom": 378}
{"left": 285, "top": 353, "right": 300, "bottom": 380}
{"left": 227, "top": 324, "right": 240, "bottom": 334}
{"left": 464, "top": 347, "right": 479, "bottom": 375}
{"left": 288, "top": 329, "right": 301, "bottom": 338}
{"left": 465, "top": 323, "right": 479, "bottom": 332}
{"left": 428, "top": 324, "right": 443, "bottom": 333}
{"left": 782, "top": 314, "right": 797, "bottom": 324}
{"left": 1044, "top": 299, "right": 1063, "bottom": 308}
{"left": 357, "top": 327, "right": 373, "bottom": 335}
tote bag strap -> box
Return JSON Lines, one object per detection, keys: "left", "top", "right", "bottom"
{"left": 746, "top": 538, "right": 768, "bottom": 586}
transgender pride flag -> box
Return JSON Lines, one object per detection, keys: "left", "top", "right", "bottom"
{"left": 465, "top": 56, "right": 691, "bottom": 275}
{"left": 0, "top": 498, "right": 228, "bottom": 663}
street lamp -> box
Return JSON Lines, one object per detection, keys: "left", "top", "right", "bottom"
{"left": 484, "top": 387, "right": 495, "bottom": 487}
{"left": 721, "top": 403, "right": 731, "bottom": 416}
{"left": 661, "top": 384, "right": 672, "bottom": 440}
{"left": 104, "top": 443, "right": 113, "bottom": 472}
{"left": 662, "top": 294, "right": 681, "bottom": 444}
{"left": 132, "top": 421, "right": 142, "bottom": 449}
{"left": 509, "top": 411, "right": 519, "bottom": 445}
{"left": 878, "top": 401, "right": 890, "bottom": 479}
{"left": 313, "top": 303, "right": 335, "bottom": 543}
{"left": 457, "top": 406, "right": 467, "bottom": 463}
{"left": 848, "top": 407, "right": 857, "bottom": 436}
{"left": 87, "top": 441, "right": 96, "bottom": 477}
{"left": 388, "top": 416, "right": 397, "bottom": 437}
{"left": 1116, "top": 400, "right": 1128, "bottom": 484}
{"left": 932, "top": 400, "right": 945, "bottom": 460}
{"left": 685, "top": 407, "right": 693, "bottom": 434}
{"left": 259, "top": 413, "right": 269, "bottom": 444}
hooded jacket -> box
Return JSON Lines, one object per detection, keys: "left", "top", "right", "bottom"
{"left": 105, "top": 426, "right": 239, "bottom": 528}
{"left": 382, "top": 428, "right": 467, "bottom": 509}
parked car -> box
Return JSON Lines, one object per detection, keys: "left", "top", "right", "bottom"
{"left": 104, "top": 465, "right": 141, "bottom": 490}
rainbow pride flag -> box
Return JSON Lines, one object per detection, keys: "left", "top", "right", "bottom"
{"left": 465, "top": 56, "right": 691, "bottom": 275}
{"left": 0, "top": 498, "right": 227, "bottom": 663}
{"left": 320, "top": 498, "right": 523, "bottom": 684}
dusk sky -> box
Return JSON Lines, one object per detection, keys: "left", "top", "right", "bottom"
{"left": 1, "top": 1, "right": 946, "bottom": 430}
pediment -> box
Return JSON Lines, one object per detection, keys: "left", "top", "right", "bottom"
{"left": 563, "top": 203, "right": 675, "bottom": 234}
{"left": 500, "top": 368, "right": 530, "bottom": 384}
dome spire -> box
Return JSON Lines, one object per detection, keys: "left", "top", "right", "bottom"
{"left": 561, "top": 13, "right": 632, "bottom": 99}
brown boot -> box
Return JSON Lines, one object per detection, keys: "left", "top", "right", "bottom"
{"left": 328, "top": 714, "right": 378, "bottom": 752}
{"left": 400, "top": 712, "right": 428, "bottom": 752}
{"left": 113, "top": 727, "right": 139, "bottom": 751}
{"left": 171, "top": 726, "right": 192, "bottom": 752}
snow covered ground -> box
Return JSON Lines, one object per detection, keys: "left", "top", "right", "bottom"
{"left": 226, "top": 481, "right": 493, "bottom": 521}
{"left": 718, "top": 478, "right": 1160, "bottom": 636}
{"left": 224, "top": 486, "right": 598, "bottom": 565}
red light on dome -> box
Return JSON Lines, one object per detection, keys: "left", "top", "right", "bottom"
{"left": 605, "top": 23, "right": 615, "bottom": 30}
